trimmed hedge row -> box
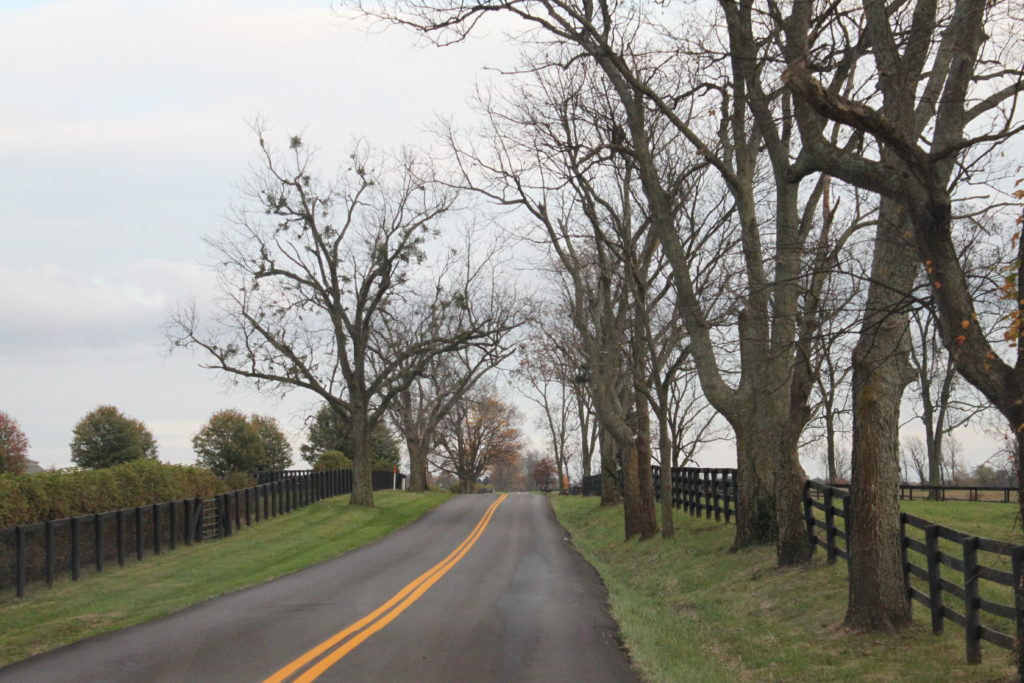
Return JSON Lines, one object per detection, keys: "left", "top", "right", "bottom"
{"left": 0, "top": 460, "right": 229, "bottom": 528}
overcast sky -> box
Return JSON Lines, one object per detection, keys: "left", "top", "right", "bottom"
{"left": 2, "top": 0, "right": 1003, "bottom": 478}
{"left": 0, "top": 0, "right": 536, "bottom": 469}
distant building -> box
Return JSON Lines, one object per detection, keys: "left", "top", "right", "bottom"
{"left": 24, "top": 458, "right": 44, "bottom": 474}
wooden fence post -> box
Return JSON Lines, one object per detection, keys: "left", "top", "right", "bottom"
{"left": 962, "top": 536, "right": 982, "bottom": 664}
{"left": 842, "top": 495, "right": 852, "bottom": 564}
{"left": 95, "top": 513, "right": 104, "bottom": 571}
{"left": 71, "top": 516, "right": 81, "bottom": 581}
{"left": 724, "top": 470, "right": 733, "bottom": 523}
{"left": 802, "top": 481, "right": 816, "bottom": 551}
{"left": 704, "top": 469, "right": 713, "bottom": 518}
{"left": 1012, "top": 546, "right": 1024, "bottom": 678}
{"left": 169, "top": 501, "right": 178, "bottom": 551}
{"left": 693, "top": 469, "right": 700, "bottom": 516}
{"left": 153, "top": 504, "right": 161, "bottom": 556}
{"left": 221, "top": 494, "right": 229, "bottom": 535}
{"left": 900, "top": 513, "right": 910, "bottom": 599}
{"left": 682, "top": 470, "right": 690, "bottom": 515}
{"left": 824, "top": 487, "right": 837, "bottom": 564}
{"left": 116, "top": 510, "right": 126, "bottom": 567}
{"left": 45, "top": 520, "right": 55, "bottom": 587}
{"left": 15, "top": 525, "right": 25, "bottom": 598}
{"left": 713, "top": 470, "right": 722, "bottom": 522}
{"left": 184, "top": 499, "right": 194, "bottom": 545}
{"left": 135, "top": 506, "right": 144, "bottom": 561}
{"left": 925, "top": 525, "right": 944, "bottom": 634}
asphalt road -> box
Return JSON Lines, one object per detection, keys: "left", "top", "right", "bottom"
{"left": 0, "top": 494, "right": 637, "bottom": 682}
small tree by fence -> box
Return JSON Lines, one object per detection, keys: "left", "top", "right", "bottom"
{"left": 0, "top": 468, "right": 405, "bottom": 598}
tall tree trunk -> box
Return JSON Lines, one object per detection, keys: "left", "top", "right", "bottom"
{"left": 599, "top": 427, "right": 620, "bottom": 506}
{"left": 579, "top": 400, "right": 595, "bottom": 479}
{"left": 845, "top": 202, "right": 915, "bottom": 630}
{"left": 658, "top": 405, "right": 674, "bottom": 538}
{"left": 775, "top": 435, "right": 813, "bottom": 566}
{"left": 824, "top": 404, "right": 837, "bottom": 483}
{"left": 634, "top": 394, "right": 658, "bottom": 539}
{"left": 923, "top": 397, "right": 941, "bottom": 499}
{"left": 621, "top": 440, "right": 643, "bottom": 539}
{"left": 555, "top": 454, "right": 566, "bottom": 495}
{"left": 732, "top": 417, "right": 778, "bottom": 549}
{"left": 927, "top": 430, "right": 943, "bottom": 499}
{"left": 405, "top": 435, "right": 428, "bottom": 493}
{"left": 731, "top": 405, "right": 811, "bottom": 566}
{"left": 349, "top": 406, "right": 375, "bottom": 506}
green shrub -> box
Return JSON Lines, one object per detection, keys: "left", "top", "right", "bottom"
{"left": 313, "top": 450, "right": 352, "bottom": 471}
{"left": 222, "top": 471, "right": 257, "bottom": 490}
{"left": 0, "top": 460, "right": 227, "bottom": 527}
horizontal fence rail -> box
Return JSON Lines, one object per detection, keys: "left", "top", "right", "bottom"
{"left": 0, "top": 468, "right": 405, "bottom": 598}
{"left": 822, "top": 483, "right": 1016, "bottom": 504}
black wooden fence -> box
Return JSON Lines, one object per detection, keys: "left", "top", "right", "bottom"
{"left": 0, "top": 468, "right": 405, "bottom": 598}
{"left": 581, "top": 466, "right": 739, "bottom": 522}
{"left": 805, "top": 479, "right": 1024, "bottom": 667}
{"left": 580, "top": 466, "right": 1024, "bottom": 668}
{"left": 654, "top": 466, "right": 738, "bottom": 522}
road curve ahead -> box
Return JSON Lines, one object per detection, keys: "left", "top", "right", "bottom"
{"left": 0, "top": 494, "right": 637, "bottom": 682}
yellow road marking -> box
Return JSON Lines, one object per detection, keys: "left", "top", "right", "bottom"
{"left": 263, "top": 494, "right": 507, "bottom": 683}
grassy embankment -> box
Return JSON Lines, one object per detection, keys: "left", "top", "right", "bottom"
{"left": 552, "top": 496, "right": 1021, "bottom": 682}
{"left": 0, "top": 490, "right": 450, "bottom": 667}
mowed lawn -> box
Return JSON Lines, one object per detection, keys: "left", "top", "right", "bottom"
{"left": 0, "top": 490, "right": 450, "bottom": 667}
{"left": 552, "top": 495, "right": 1020, "bottom": 682}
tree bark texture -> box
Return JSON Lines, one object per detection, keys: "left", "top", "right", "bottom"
{"left": 405, "top": 435, "right": 429, "bottom": 493}
{"left": 845, "top": 202, "right": 916, "bottom": 630}
{"left": 599, "top": 427, "right": 621, "bottom": 506}
{"left": 658, "top": 408, "right": 675, "bottom": 538}
{"left": 348, "top": 405, "right": 375, "bottom": 507}
{"left": 634, "top": 395, "right": 658, "bottom": 539}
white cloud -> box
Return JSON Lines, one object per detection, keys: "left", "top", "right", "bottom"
{"left": 0, "top": 260, "right": 215, "bottom": 353}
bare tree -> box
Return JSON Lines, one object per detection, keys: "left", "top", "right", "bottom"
{"left": 431, "top": 386, "right": 523, "bottom": 492}
{"left": 167, "top": 130, "right": 524, "bottom": 505}
{"left": 437, "top": 62, "right": 665, "bottom": 538}
{"left": 907, "top": 219, "right": 1003, "bottom": 494}
{"left": 516, "top": 328, "right": 580, "bottom": 494}
{"left": 353, "top": 0, "right": 871, "bottom": 564}
{"left": 901, "top": 437, "right": 929, "bottom": 485}
{"left": 778, "top": 0, "right": 1024, "bottom": 629}
{"left": 384, "top": 231, "right": 522, "bottom": 493}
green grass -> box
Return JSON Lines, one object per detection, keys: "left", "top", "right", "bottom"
{"left": 0, "top": 490, "right": 450, "bottom": 667}
{"left": 551, "top": 496, "right": 1018, "bottom": 682}
{"left": 900, "top": 499, "right": 1022, "bottom": 543}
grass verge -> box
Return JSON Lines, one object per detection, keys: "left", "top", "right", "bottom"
{"left": 0, "top": 490, "right": 450, "bottom": 667}
{"left": 551, "top": 496, "right": 1017, "bottom": 682}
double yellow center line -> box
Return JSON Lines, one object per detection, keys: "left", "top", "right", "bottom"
{"left": 263, "top": 494, "right": 508, "bottom": 683}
